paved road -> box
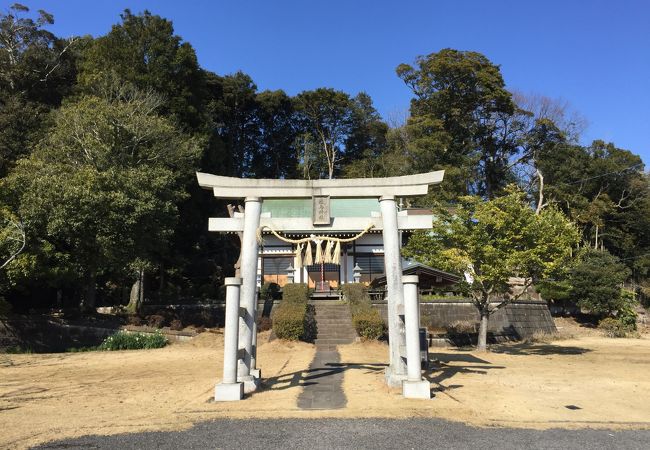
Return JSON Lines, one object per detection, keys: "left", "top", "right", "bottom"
{"left": 35, "top": 418, "right": 650, "bottom": 449}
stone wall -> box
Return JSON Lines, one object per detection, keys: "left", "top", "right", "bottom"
{"left": 0, "top": 315, "right": 202, "bottom": 353}
{"left": 372, "top": 299, "right": 556, "bottom": 341}
{"left": 0, "top": 316, "right": 118, "bottom": 352}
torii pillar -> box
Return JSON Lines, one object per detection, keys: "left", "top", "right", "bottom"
{"left": 380, "top": 195, "right": 407, "bottom": 386}
{"left": 237, "top": 197, "right": 262, "bottom": 392}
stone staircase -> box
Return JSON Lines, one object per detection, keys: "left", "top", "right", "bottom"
{"left": 311, "top": 302, "right": 357, "bottom": 350}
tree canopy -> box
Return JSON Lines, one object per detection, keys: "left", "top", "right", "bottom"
{"left": 0, "top": 5, "right": 647, "bottom": 315}
{"left": 403, "top": 187, "right": 579, "bottom": 350}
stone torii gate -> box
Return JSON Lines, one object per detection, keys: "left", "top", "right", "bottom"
{"left": 197, "top": 170, "right": 444, "bottom": 401}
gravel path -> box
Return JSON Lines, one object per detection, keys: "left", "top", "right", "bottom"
{"left": 34, "top": 418, "right": 650, "bottom": 450}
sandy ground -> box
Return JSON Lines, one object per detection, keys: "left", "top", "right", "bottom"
{"left": 2, "top": 329, "right": 650, "bottom": 449}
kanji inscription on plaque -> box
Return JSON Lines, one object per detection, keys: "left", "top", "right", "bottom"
{"left": 312, "top": 195, "right": 330, "bottom": 225}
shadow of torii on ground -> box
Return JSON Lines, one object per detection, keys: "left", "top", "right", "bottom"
{"left": 262, "top": 360, "right": 388, "bottom": 392}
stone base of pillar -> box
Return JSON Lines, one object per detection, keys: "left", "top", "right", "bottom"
{"left": 238, "top": 375, "right": 260, "bottom": 394}
{"left": 402, "top": 380, "right": 431, "bottom": 399}
{"left": 384, "top": 367, "right": 408, "bottom": 388}
{"left": 214, "top": 382, "right": 244, "bottom": 401}
{"left": 250, "top": 368, "right": 261, "bottom": 379}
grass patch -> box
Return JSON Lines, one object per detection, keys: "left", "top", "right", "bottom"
{"left": 4, "top": 345, "right": 33, "bottom": 354}
{"left": 98, "top": 330, "right": 168, "bottom": 350}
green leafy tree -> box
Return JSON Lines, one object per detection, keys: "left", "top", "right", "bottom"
{"left": 397, "top": 49, "right": 519, "bottom": 199}
{"left": 78, "top": 9, "right": 205, "bottom": 131}
{"left": 343, "top": 125, "right": 412, "bottom": 178}
{"left": 0, "top": 207, "right": 25, "bottom": 270}
{"left": 536, "top": 139, "right": 648, "bottom": 278}
{"left": 0, "top": 3, "right": 79, "bottom": 176}
{"left": 3, "top": 85, "right": 202, "bottom": 309}
{"left": 344, "top": 92, "right": 388, "bottom": 164}
{"left": 253, "top": 89, "right": 298, "bottom": 178}
{"left": 403, "top": 187, "right": 579, "bottom": 351}
{"left": 569, "top": 248, "right": 630, "bottom": 318}
{"left": 294, "top": 88, "right": 355, "bottom": 179}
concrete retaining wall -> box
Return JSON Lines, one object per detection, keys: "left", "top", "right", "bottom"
{"left": 372, "top": 299, "right": 556, "bottom": 340}
{"left": 0, "top": 317, "right": 118, "bottom": 352}
{"left": 0, "top": 316, "right": 200, "bottom": 353}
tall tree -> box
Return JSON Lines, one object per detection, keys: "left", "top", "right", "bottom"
{"left": 253, "top": 89, "right": 298, "bottom": 178}
{"left": 344, "top": 92, "right": 388, "bottom": 164}
{"left": 3, "top": 84, "right": 202, "bottom": 309}
{"left": 78, "top": 9, "right": 205, "bottom": 131}
{"left": 397, "top": 49, "right": 519, "bottom": 199}
{"left": 206, "top": 71, "right": 261, "bottom": 177}
{"left": 294, "top": 88, "right": 355, "bottom": 179}
{"left": 0, "top": 3, "right": 79, "bottom": 176}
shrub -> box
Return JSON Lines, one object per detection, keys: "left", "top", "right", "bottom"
{"left": 273, "top": 302, "right": 306, "bottom": 340}
{"left": 260, "top": 282, "right": 281, "bottom": 300}
{"left": 447, "top": 320, "right": 478, "bottom": 334}
{"left": 342, "top": 283, "right": 385, "bottom": 340}
{"left": 272, "top": 283, "right": 310, "bottom": 341}
{"left": 352, "top": 309, "right": 385, "bottom": 340}
{"left": 169, "top": 319, "right": 183, "bottom": 331}
{"left": 99, "top": 331, "right": 168, "bottom": 350}
{"left": 185, "top": 309, "right": 219, "bottom": 328}
{"left": 146, "top": 314, "right": 166, "bottom": 328}
{"left": 617, "top": 289, "right": 638, "bottom": 330}
{"left": 571, "top": 249, "right": 630, "bottom": 317}
{"left": 126, "top": 315, "right": 144, "bottom": 326}
{"left": 257, "top": 316, "right": 273, "bottom": 332}
{"left": 282, "top": 283, "right": 310, "bottom": 304}
{"left": 598, "top": 317, "right": 634, "bottom": 338}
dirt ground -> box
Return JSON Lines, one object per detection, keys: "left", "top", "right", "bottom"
{"left": 2, "top": 327, "right": 650, "bottom": 449}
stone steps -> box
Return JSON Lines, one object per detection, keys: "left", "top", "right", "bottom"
{"left": 314, "top": 338, "right": 356, "bottom": 345}
{"left": 312, "top": 303, "right": 357, "bottom": 347}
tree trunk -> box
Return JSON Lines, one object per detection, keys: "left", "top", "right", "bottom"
{"left": 535, "top": 168, "right": 545, "bottom": 215}
{"left": 477, "top": 309, "right": 489, "bottom": 352}
{"left": 82, "top": 269, "right": 97, "bottom": 311}
{"left": 158, "top": 263, "right": 164, "bottom": 297}
{"left": 126, "top": 269, "right": 144, "bottom": 314}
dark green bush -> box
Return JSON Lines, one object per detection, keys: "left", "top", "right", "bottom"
{"left": 352, "top": 309, "right": 385, "bottom": 340}
{"left": 341, "top": 283, "right": 366, "bottom": 304}
{"left": 342, "top": 283, "right": 385, "bottom": 340}
{"left": 272, "top": 283, "right": 311, "bottom": 341}
{"left": 98, "top": 331, "right": 168, "bottom": 350}
{"left": 282, "top": 283, "right": 310, "bottom": 304}
{"left": 260, "top": 282, "right": 281, "bottom": 300}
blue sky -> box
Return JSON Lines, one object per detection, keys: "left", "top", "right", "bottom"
{"left": 8, "top": 0, "right": 650, "bottom": 163}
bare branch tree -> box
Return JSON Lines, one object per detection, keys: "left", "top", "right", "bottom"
{"left": 1, "top": 216, "right": 26, "bottom": 270}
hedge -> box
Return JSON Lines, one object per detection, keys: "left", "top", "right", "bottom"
{"left": 341, "top": 283, "right": 385, "bottom": 340}
{"left": 272, "top": 284, "right": 314, "bottom": 341}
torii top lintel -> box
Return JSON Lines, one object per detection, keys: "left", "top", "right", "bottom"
{"left": 196, "top": 170, "right": 445, "bottom": 199}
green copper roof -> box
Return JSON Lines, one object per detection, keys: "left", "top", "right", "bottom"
{"left": 262, "top": 198, "right": 380, "bottom": 218}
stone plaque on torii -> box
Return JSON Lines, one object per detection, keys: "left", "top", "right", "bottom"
{"left": 197, "top": 170, "right": 444, "bottom": 400}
